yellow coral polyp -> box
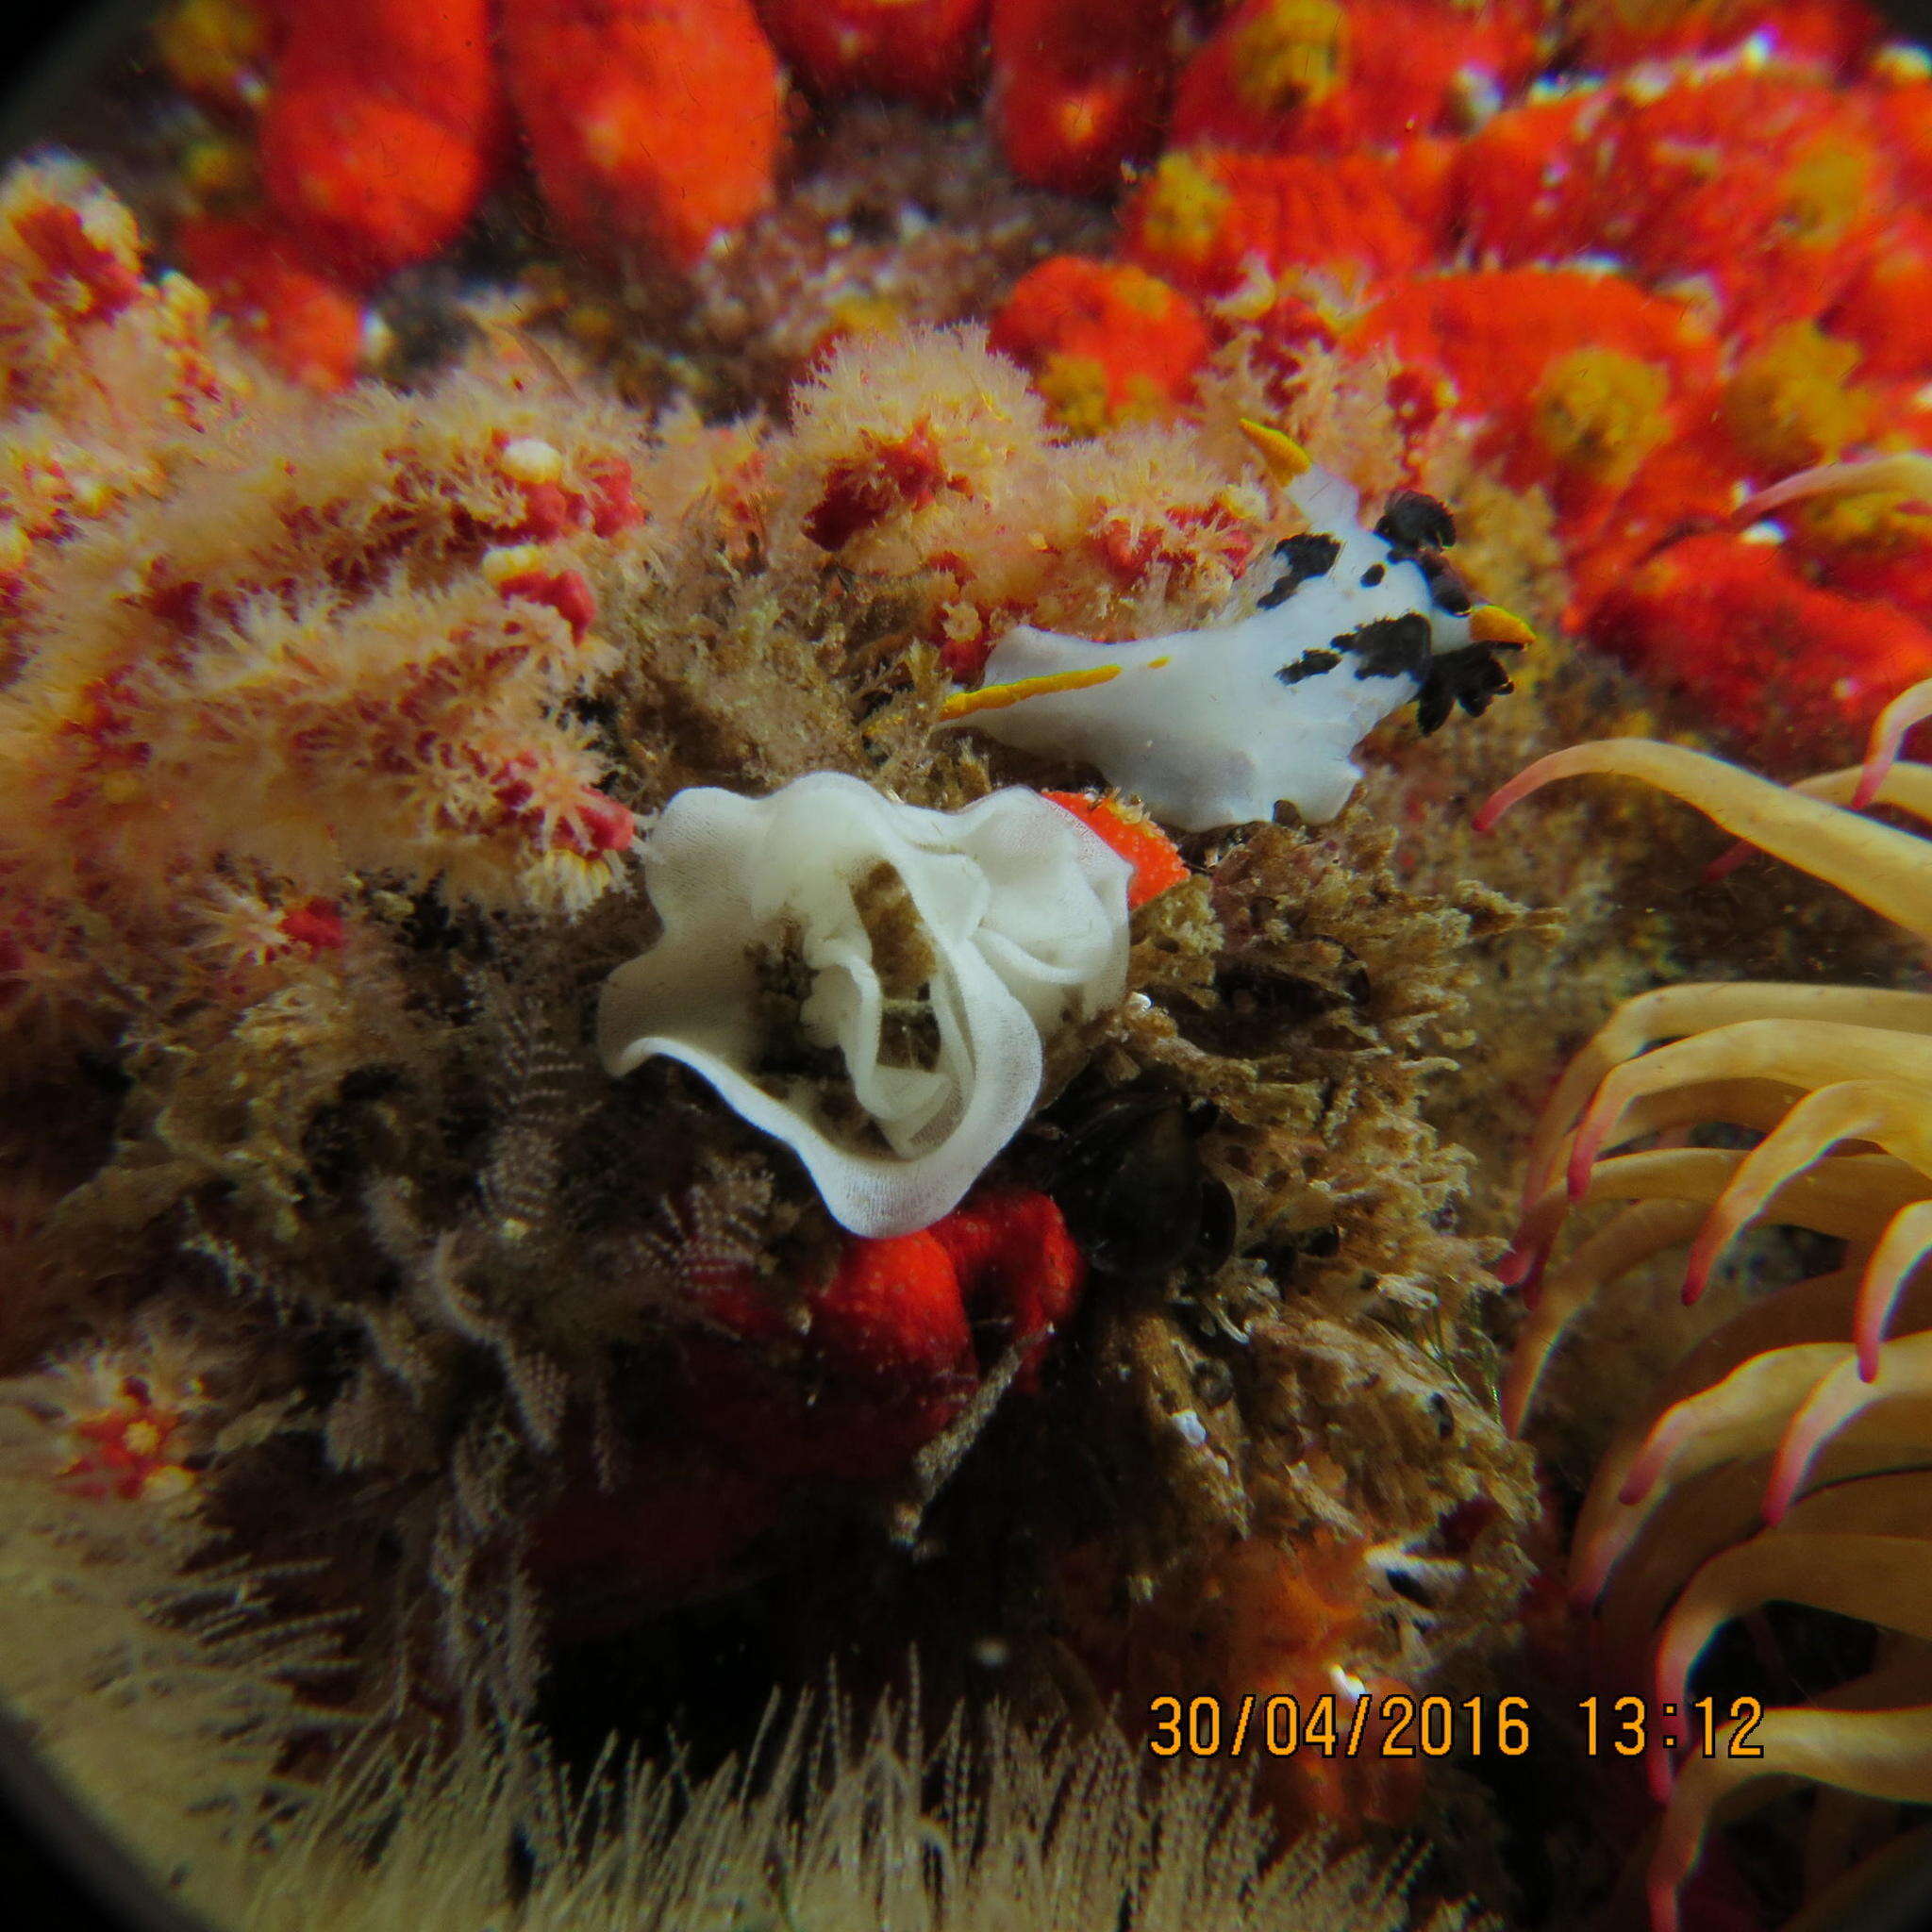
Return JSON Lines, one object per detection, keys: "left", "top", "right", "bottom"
{"left": 1230, "top": 0, "right": 1350, "bottom": 114}
{"left": 1035, "top": 351, "right": 1117, "bottom": 438}
{"left": 821, "top": 292, "right": 902, "bottom": 342}
{"left": 193, "top": 882, "right": 305, "bottom": 971}
{"left": 1779, "top": 139, "right": 1877, "bottom": 251}
{"left": 1034, "top": 353, "right": 1173, "bottom": 439}
{"left": 1116, "top": 269, "right": 1185, "bottom": 323}
{"left": 1134, "top": 153, "right": 1233, "bottom": 265}
{"left": 1116, "top": 371, "right": 1169, "bottom": 426}
{"left": 1530, "top": 346, "right": 1673, "bottom": 489}
{"left": 152, "top": 0, "right": 271, "bottom": 108}
{"left": 1720, "top": 324, "right": 1873, "bottom": 475}
{"left": 179, "top": 134, "right": 257, "bottom": 207}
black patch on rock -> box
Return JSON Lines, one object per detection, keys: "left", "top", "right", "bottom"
{"left": 1257, "top": 531, "right": 1341, "bottom": 609}
{"left": 1360, "top": 562, "right": 1385, "bottom": 587}
{"left": 1275, "top": 647, "right": 1341, "bottom": 686}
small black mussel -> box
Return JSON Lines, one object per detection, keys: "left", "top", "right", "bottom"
{"left": 1046, "top": 1081, "right": 1237, "bottom": 1281}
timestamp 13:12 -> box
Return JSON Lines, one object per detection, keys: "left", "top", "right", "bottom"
{"left": 1579, "top": 1693, "right": 1766, "bottom": 1757}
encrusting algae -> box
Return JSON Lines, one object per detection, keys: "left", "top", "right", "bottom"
{"left": 9, "top": 5, "right": 1932, "bottom": 1932}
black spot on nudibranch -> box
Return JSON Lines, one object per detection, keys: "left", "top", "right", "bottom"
{"left": 1275, "top": 647, "right": 1341, "bottom": 686}
{"left": 1359, "top": 562, "right": 1385, "bottom": 587}
{"left": 1257, "top": 531, "right": 1341, "bottom": 609}
{"left": 1338, "top": 611, "right": 1434, "bottom": 682}
{"left": 1374, "top": 490, "right": 1457, "bottom": 558}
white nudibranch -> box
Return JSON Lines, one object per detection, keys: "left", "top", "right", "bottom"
{"left": 942, "top": 441, "right": 1533, "bottom": 833}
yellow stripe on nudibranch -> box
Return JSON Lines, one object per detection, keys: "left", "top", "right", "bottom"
{"left": 940, "top": 663, "right": 1128, "bottom": 720}
{"left": 1468, "top": 605, "right": 1538, "bottom": 650}
{"left": 1238, "top": 417, "right": 1313, "bottom": 485}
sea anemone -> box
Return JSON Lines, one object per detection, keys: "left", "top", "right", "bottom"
{"left": 1476, "top": 675, "right": 1932, "bottom": 1931}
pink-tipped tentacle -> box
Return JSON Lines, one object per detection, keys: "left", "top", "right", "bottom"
{"left": 1853, "top": 1203, "right": 1932, "bottom": 1382}
{"left": 1617, "top": 1410, "right": 1692, "bottom": 1508}
{"left": 1567, "top": 1100, "right": 1616, "bottom": 1204}
{"left": 1732, "top": 453, "right": 1932, "bottom": 527}
{"left": 1569, "top": 1514, "right": 1641, "bottom": 1608}
{"left": 1855, "top": 681, "right": 1932, "bottom": 810}
{"left": 1762, "top": 1409, "right": 1828, "bottom": 1526}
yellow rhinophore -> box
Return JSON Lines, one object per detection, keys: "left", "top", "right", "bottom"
{"left": 1237, "top": 417, "right": 1313, "bottom": 486}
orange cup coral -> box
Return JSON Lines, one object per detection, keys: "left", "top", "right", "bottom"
{"left": 1590, "top": 531, "right": 1932, "bottom": 754}
{"left": 988, "top": 256, "right": 1209, "bottom": 437}
{"left": 756, "top": 0, "right": 988, "bottom": 108}
{"left": 1170, "top": 0, "right": 1540, "bottom": 158}
{"left": 499, "top": 0, "right": 785, "bottom": 270}
{"left": 989, "top": 0, "right": 1174, "bottom": 195}
{"left": 258, "top": 0, "right": 506, "bottom": 284}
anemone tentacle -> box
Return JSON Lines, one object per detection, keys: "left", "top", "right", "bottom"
{"left": 1485, "top": 675, "right": 1932, "bottom": 1931}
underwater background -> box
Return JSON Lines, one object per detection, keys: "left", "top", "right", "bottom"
{"left": 7, "top": 3, "right": 1932, "bottom": 1928}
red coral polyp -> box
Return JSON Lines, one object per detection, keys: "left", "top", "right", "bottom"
{"left": 581, "top": 457, "right": 646, "bottom": 538}
{"left": 58, "top": 1379, "right": 194, "bottom": 1503}
{"left": 671, "top": 1191, "right": 1086, "bottom": 1504}
{"left": 804, "top": 423, "right": 966, "bottom": 550}
{"left": 277, "top": 897, "right": 347, "bottom": 950}
{"left": 1362, "top": 268, "right": 1723, "bottom": 510}
{"left": 810, "top": 1226, "right": 975, "bottom": 1382}
{"left": 11, "top": 201, "right": 142, "bottom": 323}
{"left": 496, "top": 567, "right": 598, "bottom": 642}
{"left": 929, "top": 1188, "right": 1086, "bottom": 1373}
{"left": 485, "top": 441, "right": 646, "bottom": 545}
{"left": 175, "top": 214, "right": 365, "bottom": 391}
{"left": 485, "top": 750, "right": 635, "bottom": 858}
{"left": 1452, "top": 68, "right": 1896, "bottom": 344}
{"left": 1170, "top": 0, "right": 1540, "bottom": 159}
{"left": 1564, "top": 0, "right": 1881, "bottom": 73}
{"left": 1825, "top": 209, "right": 1932, "bottom": 378}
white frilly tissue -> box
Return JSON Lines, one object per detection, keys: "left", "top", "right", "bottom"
{"left": 596, "top": 772, "right": 1131, "bottom": 1237}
